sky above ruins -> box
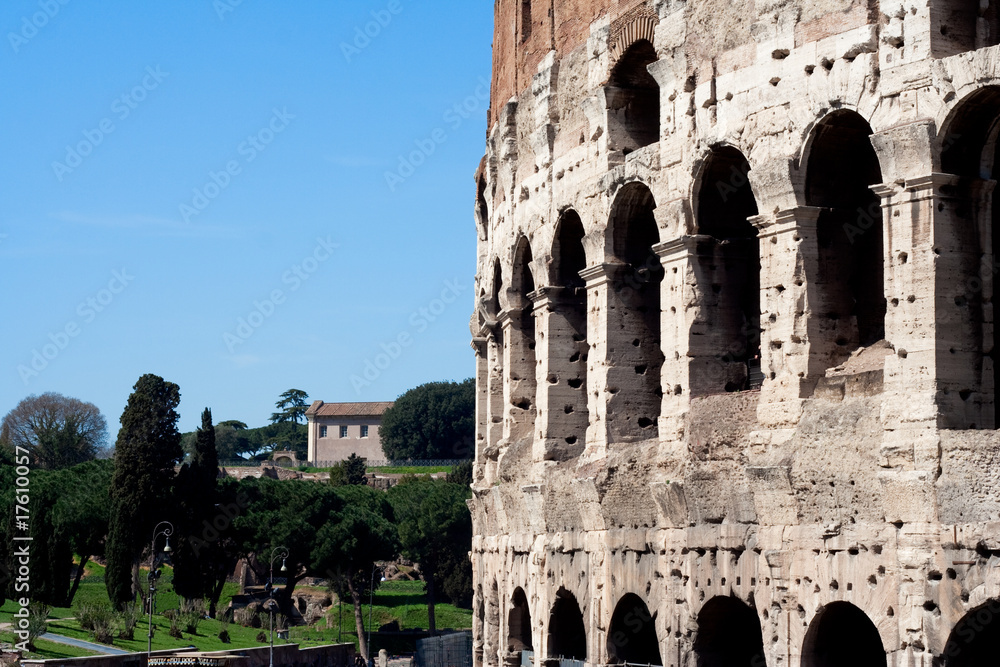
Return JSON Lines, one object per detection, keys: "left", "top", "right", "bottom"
{"left": 0, "top": 1, "right": 492, "bottom": 432}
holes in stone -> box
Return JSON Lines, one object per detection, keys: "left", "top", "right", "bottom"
{"left": 565, "top": 436, "right": 577, "bottom": 445}
{"left": 960, "top": 389, "right": 972, "bottom": 401}
{"left": 638, "top": 417, "right": 654, "bottom": 428}
{"left": 569, "top": 351, "right": 581, "bottom": 362}
{"left": 712, "top": 283, "right": 722, "bottom": 294}
{"left": 891, "top": 298, "right": 899, "bottom": 306}
{"left": 923, "top": 601, "right": 938, "bottom": 612}
{"left": 548, "top": 374, "right": 559, "bottom": 384}
{"left": 878, "top": 566, "right": 886, "bottom": 575}
{"left": 635, "top": 364, "right": 648, "bottom": 375}
{"left": 928, "top": 571, "right": 943, "bottom": 581}
{"left": 847, "top": 583, "right": 853, "bottom": 591}
{"left": 674, "top": 385, "right": 683, "bottom": 395}
{"left": 821, "top": 58, "right": 834, "bottom": 70}
{"left": 835, "top": 337, "right": 849, "bottom": 346}
{"left": 872, "top": 544, "right": 883, "bottom": 555}
{"left": 887, "top": 607, "right": 894, "bottom": 617}
{"left": 564, "top": 405, "right": 574, "bottom": 414}
{"left": 632, "top": 338, "right": 641, "bottom": 347}
{"left": 947, "top": 568, "right": 957, "bottom": 579}
{"left": 849, "top": 547, "right": 859, "bottom": 555}
{"left": 750, "top": 578, "right": 756, "bottom": 586}
{"left": 899, "top": 252, "right": 908, "bottom": 264}
{"left": 955, "top": 295, "right": 967, "bottom": 306}
{"left": 514, "top": 399, "right": 532, "bottom": 410}
{"left": 568, "top": 378, "right": 583, "bottom": 389}
{"left": 830, "top": 580, "right": 839, "bottom": 590}
{"left": 768, "top": 314, "right": 777, "bottom": 322}
{"left": 868, "top": 575, "right": 877, "bottom": 587}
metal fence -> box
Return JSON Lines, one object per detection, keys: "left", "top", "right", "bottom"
{"left": 218, "top": 458, "right": 467, "bottom": 469}
{"left": 415, "top": 631, "right": 472, "bottom": 667}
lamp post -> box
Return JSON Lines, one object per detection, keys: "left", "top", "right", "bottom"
{"left": 268, "top": 546, "right": 289, "bottom": 667}
{"left": 367, "top": 564, "right": 384, "bottom": 667}
{"left": 147, "top": 521, "right": 173, "bottom": 660}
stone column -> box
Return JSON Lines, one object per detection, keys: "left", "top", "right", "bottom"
{"left": 532, "top": 287, "right": 588, "bottom": 463}
{"left": 483, "top": 327, "right": 505, "bottom": 480}
{"left": 580, "top": 263, "right": 616, "bottom": 460}
{"left": 753, "top": 207, "right": 822, "bottom": 433}
{"left": 655, "top": 236, "right": 701, "bottom": 438}
{"left": 473, "top": 337, "right": 490, "bottom": 483}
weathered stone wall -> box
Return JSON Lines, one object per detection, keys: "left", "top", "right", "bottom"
{"left": 471, "top": 0, "right": 1000, "bottom": 666}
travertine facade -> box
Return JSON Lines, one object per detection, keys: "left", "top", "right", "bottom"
{"left": 469, "top": 1, "right": 1000, "bottom": 666}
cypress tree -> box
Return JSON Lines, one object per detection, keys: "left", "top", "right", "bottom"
{"left": 105, "top": 374, "right": 182, "bottom": 609}
{"left": 172, "top": 408, "right": 220, "bottom": 600}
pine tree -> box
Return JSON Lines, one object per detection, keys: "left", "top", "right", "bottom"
{"left": 105, "top": 375, "right": 182, "bottom": 609}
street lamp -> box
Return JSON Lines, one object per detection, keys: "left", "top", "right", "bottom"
{"left": 367, "top": 564, "right": 385, "bottom": 667}
{"left": 147, "top": 521, "right": 173, "bottom": 659}
{"left": 268, "top": 546, "right": 289, "bottom": 667}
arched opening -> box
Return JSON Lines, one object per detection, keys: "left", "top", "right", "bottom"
{"left": 694, "top": 146, "right": 762, "bottom": 393}
{"left": 607, "top": 593, "right": 661, "bottom": 665}
{"left": 801, "top": 602, "right": 885, "bottom": 667}
{"left": 477, "top": 175, "right": 489, "bottom": 242}
{"left": 608, "top": 183, "right": 663, "bottom": 439}
{"left": 939, "top": 86, "right": 1000, "bottom": 428}
{"left": 509, "top": 237, "right": 537, "bottom": 441}
{"left": 544, "top": 211, "right": 589, "bottom": 459}
{"left": 487, "top": 260, "right": 505, "bottom": 454}
{"left": 508, "top": 587, "right": 533, "bottom": 653}
{"left": 606, "top": 40, "right": 660, "bottom": 157}
{"left": 942, "top": 599, "right": 1000, "bottom": 666}
{"left": 694, "top": 596, "right": 765, "bottom": 667}
{"left": 548, "top": 589, "right": 586, "bottom": 661}
{"left": 804, "top": 111, "right": 885, "bottom": 374}
{"left": 931, "top": 0, "right": 1000, "bottom": 57}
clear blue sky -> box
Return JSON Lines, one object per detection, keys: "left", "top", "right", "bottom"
{"left": 0, "top": 1, "right": 492, "bottom": 432}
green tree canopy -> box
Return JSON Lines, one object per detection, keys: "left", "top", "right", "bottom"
{"left": 0, "top": 393, "right": 109, "bottom": 469}
{"left": 380, "top": 379, "right": 475, "bottom": 460}
{"left": 328, "top": 453, "right": 368, "bottom": 486}
{"left": 105, "top": 374, "right": 183, "bottom": 609}
{"left": 270, "top": 389, "right": 309, "bottom": 424}
{"left": 388, "top": 477, "right": 473, "bottom": 632}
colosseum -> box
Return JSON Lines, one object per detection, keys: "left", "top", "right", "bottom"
{"left": 468, "top": 0, "right": 1000, "bottom": 665}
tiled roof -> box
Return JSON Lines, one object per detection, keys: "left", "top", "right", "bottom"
{"left": 305, "top": 401, "right": 394, "bottom": 417}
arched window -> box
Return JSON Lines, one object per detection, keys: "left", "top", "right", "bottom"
{"left": 942, "top": 599, "right": 1000, "bottom": 666}
{"left": 607, "top": 183, "right": 663, "bottom": 438}
{"left": 508, "top": 587, "right": 533, "bottom": 652}
{"left": 548, "top": 589, "right": 586, "bottom": 661}
{"left": 694, "top": 146, "right": 761, "bottom": 393}
{"left": 509, "top": 237, "right": 537, "bottom": 439}
{"left": 607, "top": 593, "right": 661, "bottom": 665}
{"left": 544, "top": 212, "right": 589, "bottom": 458}
{"left": 936, "top": 86, "right": 1000, "bottom": 428}
{"left": 805, "top": 111, "right": 885, "bottom": 372}
{"left": 694, "top": 596, "right": 764, "bottom": 667}
{"left": 801, "top": 602, "right": 885, "bottom": 667}
{"left": 606, "top": 40, "right": 660, "bottom": 156}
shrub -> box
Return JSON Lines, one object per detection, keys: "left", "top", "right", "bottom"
{"left": 234, "top": 606, "right": 259, "bottom": 628}
{"left": 26, "top": 603, "right": 50, "bottom": 651}
{"left": 256, "top": 631, "right": 267, "bottom": 643}
{"left": 114, "top": 603, "right": 139, "bottom": 640}
{"left": 218, "top": 629, "right": 231, "bottom": 643}
{"left": 168, "top": 613, "right": 182, "bottom": 639}
{"left": 180, "top": 600, "right": 204, "bottom": 635}
{"left": 76, "top": 602, "right": 114, "bottom": 634}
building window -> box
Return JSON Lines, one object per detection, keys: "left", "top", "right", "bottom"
{"left": 340, "top": 425, "right": 348, "bottom": 438}
{"left": 320, "top": 426, "right": 327, "bottom": 438}
{"left": 361, "top": 425, "right": 369, "bottom": 438}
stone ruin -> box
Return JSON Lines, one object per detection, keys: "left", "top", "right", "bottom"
{"left": 468, "top": 0, "right": 1000, "bottom": 666}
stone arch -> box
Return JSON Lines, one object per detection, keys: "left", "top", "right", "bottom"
{"left": 803, "top": 110, "right": 886, "bottom": 373}
{"left": 694, "top": 595, "right": 765, "bottom": 667}
{"left": 605, "top": 39, "right": 660, "bottom": 157}
{"left": 941, "top": 598, "right": 1000, "bottom": 666}
{"left": 548, "top": 588, "right": 586, "bottom": 661}
{"left": 936, "top": 85, "right": 1000, "bottom": 427}
{"left": 606, "top": 182, "right": 663, "bottom": 439}
{"left": 607, "top": 593, "right": 661, "bottom": 665}
{"left": 540, "top": 210, "right": 589, "bottom": 459}
{"left": 508, "top": 236, "right": 537, "bottom": 440}
{"left": 508, "top": 586, "right": 533, "bottom": 653}
{"left": 692, "top": 145, "right": 762, "bottom": 394}
{"left": 800, "top": 602, "right": 886, "bottom": 667}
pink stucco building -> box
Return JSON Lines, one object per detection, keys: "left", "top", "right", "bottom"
{"left": 304, "top": 401, "right": 393, "bottom": 464}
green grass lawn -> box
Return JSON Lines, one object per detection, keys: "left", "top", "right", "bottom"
{"left": 0, "top": 636, "right": 100, "bottom": 660}
{"left": 1, "top": 565, "right": 471, "bottom": 660}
